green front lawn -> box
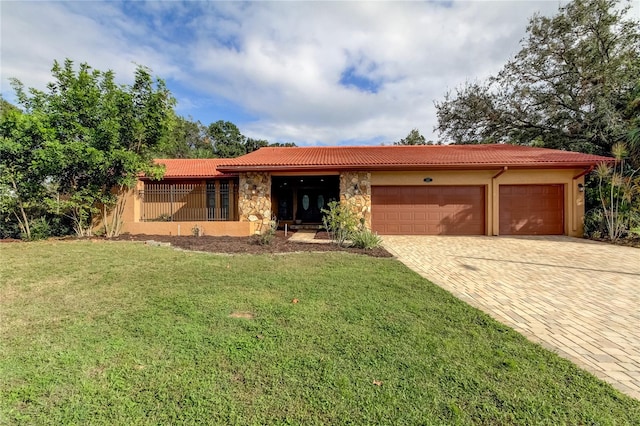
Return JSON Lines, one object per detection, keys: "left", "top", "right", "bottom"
{"left": 1, "top": 241, "right": 638, "bottom": 424}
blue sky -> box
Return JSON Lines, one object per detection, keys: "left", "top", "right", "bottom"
{"left": 1, "top": 1, "right": 600, "bottom": 146}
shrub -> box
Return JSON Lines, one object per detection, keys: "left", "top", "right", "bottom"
{"left": 153, "top": 213, "right": 172, "bottom": 222}
{"left": 0, "top": 218, "right": 20, "bottom": 239}
{"left": 252, "top": 218, "right": 277, "bottom": 246}
{"left": 48, "top": 215, "right": 72, "bottom": 237}
{"left": 584, "top": 208, "right": 606, "bottom": 239}
{"left": 321, "top": 201, "right": 359, "bottom": 247}
{"left": 23, "top": 217, "right": 51, "bottom": 241}
{"left": 351, "top": 229, "right": 382, "bottom": 249}
{"left": 594, "top": 143, "right": 640, "bottom": 241}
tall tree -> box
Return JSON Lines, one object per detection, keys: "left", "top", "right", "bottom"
{"left": 245, "top": 137, "right": 269, "bottom": 154}
{"left": 207, "top": 120, "right": 247, "bottom": 158}
{"left": 156, "top": 114, "right": 212, "bottom": 158}
{"left": 394, "top": 128, "right": 427, "bottom": 145}
{"left": 155, "top": 116, "right": 297, "bottom": 158}
{"left": 0, "top": 108, "right": 54, "bottom": 239}
{"left": 269, "top": 142, "right": 297, "bottom": 148}
{"left": 1, "top": 97, "right": 21, "bottom": 115}
{"left": 623, "top": 82, "right": 640, "bottom": 164}
{"left": 435, "top": 0, "right": 640, "bottom": 163}
{"left": 7, "top": 59, "right": 174, "bottom": 237}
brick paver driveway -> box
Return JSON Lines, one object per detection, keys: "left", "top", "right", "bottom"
{"left": 382, "top": 235, "right": 640, "bottom": 399}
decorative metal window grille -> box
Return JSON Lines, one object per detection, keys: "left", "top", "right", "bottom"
{"left": 139, "top": 180, "right": 237, "bottom": 222}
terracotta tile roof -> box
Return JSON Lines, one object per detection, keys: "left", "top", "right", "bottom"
{"left": 217, "top": 144, "right": 612, "bottom": 172}
{"left": 147, "top": 158, "right": 236, "bottom": 179}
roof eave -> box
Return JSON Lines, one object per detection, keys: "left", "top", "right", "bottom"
{"left": 141, "top": 174, "right": 237, "bottom": 180}
{"left": 217, "top": 161, "right": 609, "bottom": 173}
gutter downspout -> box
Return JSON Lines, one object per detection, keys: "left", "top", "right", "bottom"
{"left": 492, "top": 166, "right": 508, "bottom": 179}
{"left": 491, "top": 167, "right": 508, "bottom": 236}
{"left": 573, "top": 165, "right": 595, "bottom": 180}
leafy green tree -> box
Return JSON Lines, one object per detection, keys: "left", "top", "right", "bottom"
{"left": 435, "top": 0, "right": 640, "bottom": 163}
{"left": 0, "top": 108, "right": 54, "bottom": 239}
{"left": 394, "top": 128, "right": 427, "bottom": 145}
{"left": 245, "top": 137, "right": 269, "bottom": 154}
{"left": 155, "top": 116, "right": 297, "bottom": 158}
{"left": 269, "top": 142, "right": 297, "bottom": 148}
{"left": 623, "top": 83, "right": 640, "bottom": 166}
{"left": 207, "top": 120, "right": 247, "bottom": 158}
{"left": 1, "top": 97, "right": 20, "bottom": 115}
{"left": 7, "top": 59, "right": 174, "bottom": 237}
{"left": 156, "top": 114, "right": 212, "bottom": 158}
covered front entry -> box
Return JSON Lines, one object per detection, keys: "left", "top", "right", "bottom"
{"left": 499, "top": 184, "right": 564, "bottom": 235}
{"left": 371, "top": 186, "right": 485, "bottom": 235}
{"left": 272, "top": 176, "right": 340, "bottom": 224}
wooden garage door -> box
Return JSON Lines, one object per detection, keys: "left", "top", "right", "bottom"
{"left": 499, "top": 185, "right": 564, "bottom": 235}
{"left": 371, "top": 186, "right": 485, "bottom": 235}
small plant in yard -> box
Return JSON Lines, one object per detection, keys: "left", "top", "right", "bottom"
{"left": 351, "top": 228, "right": 382, "bottom": 249}
{"left": 252, "top": 217, "right": 277, "bottom": 246}
{"left": 22, "top": 217, "right": 51, "bottom": 241}
{"left": 153, "top": 213, "right": 172, "bottom": 222}
{"left": 191, "top": 224, "right": 203, "bottom": 237}
{"left": 321, "top": 201, "right": 359, "bottom": 247}
{"left": 323, "top": 202, "right": 382, "bottom": 249}
{"left": 92, "top": 227, "right": 105, "bottom": 238}
{"left": 591, "top": 142, "right": 640, "bottom": 241}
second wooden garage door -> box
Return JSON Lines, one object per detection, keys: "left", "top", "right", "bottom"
{"left": 371, "top": 186, "right": 485, "bottom": 235}
{"left": 499, "top": 185, "right": 564, "bottom": 235}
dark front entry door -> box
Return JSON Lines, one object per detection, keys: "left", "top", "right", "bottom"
{"left": 273, "top": 176, "right": 339, "bottom": 223}
{"left": 296, "top": 189, "right": 332, "bottom": 222}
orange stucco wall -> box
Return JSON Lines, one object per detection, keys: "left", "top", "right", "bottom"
{"left": 371, "top": 168, "right": 587, "bottom": 237}
{"left": 121, "top": 220, "right": 255, "bottom": 237}
{"left": 102, "top": 167, "right": 588, "bottom": 237}
{"left": 98, "top": 180, "right": 255, "bottom": 237}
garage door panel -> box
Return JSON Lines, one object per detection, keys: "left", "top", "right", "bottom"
{"left": 399, "top": 212, "right": 414, "bottom": 221}
{"left": 383, "top": 212, "right": 399, "bottom": 221}
{"left": 499, "top": 185, "right": 563, "bottom": 235}
{"left": 413, "top": 212, "right": 427, "bottom": 221}
{"left": 372, "top": 186, "right": 485, "bottom": 235}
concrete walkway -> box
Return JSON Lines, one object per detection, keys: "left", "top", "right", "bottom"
{"left": 288, "top": 230, "right": 330, "bottom": 244}
{"left": 382, "top": 235, "right": 640, "bottom": 400}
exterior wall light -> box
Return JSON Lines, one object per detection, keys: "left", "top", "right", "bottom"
{"left": 578, "top": 183, "right": 585, "bottom": 192}
{"left": 423, "top": 177, "right": 433, "bottom": 183}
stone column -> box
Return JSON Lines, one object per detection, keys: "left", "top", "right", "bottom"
{"left": 339, "top": 171, "right": 371, "bottom": 229}
{"left": 238, "top": 172, "right": 272, "bottom": 234}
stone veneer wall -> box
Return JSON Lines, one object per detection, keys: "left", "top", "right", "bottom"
{"left": 340, "top": 171, "right": 371, "bottom": 229}
{"left": 238, "top": 172, "right": 272, "bottom": 234}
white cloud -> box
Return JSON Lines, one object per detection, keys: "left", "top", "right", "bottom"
{"left": 1, "top": 2, "right": 181, "bottom": 92}
{"left": 4, "top": 0, "right": 623, "bottom": 145}
{"left": 180, "top": 1, "right": 562, "bottom": 144}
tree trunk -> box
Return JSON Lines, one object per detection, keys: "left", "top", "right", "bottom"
{"left": 10, "top": 177, "right": 31, "bottom": 240}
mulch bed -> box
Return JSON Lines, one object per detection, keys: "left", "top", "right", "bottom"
{"left": 589, "top": 236, "right": 640, "bottom": 248}
{"left": 314, "top": 231, "right": 331, "bottom": 240}
{"left": 111, "top": 230, "right": 393, "bottom": 258}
